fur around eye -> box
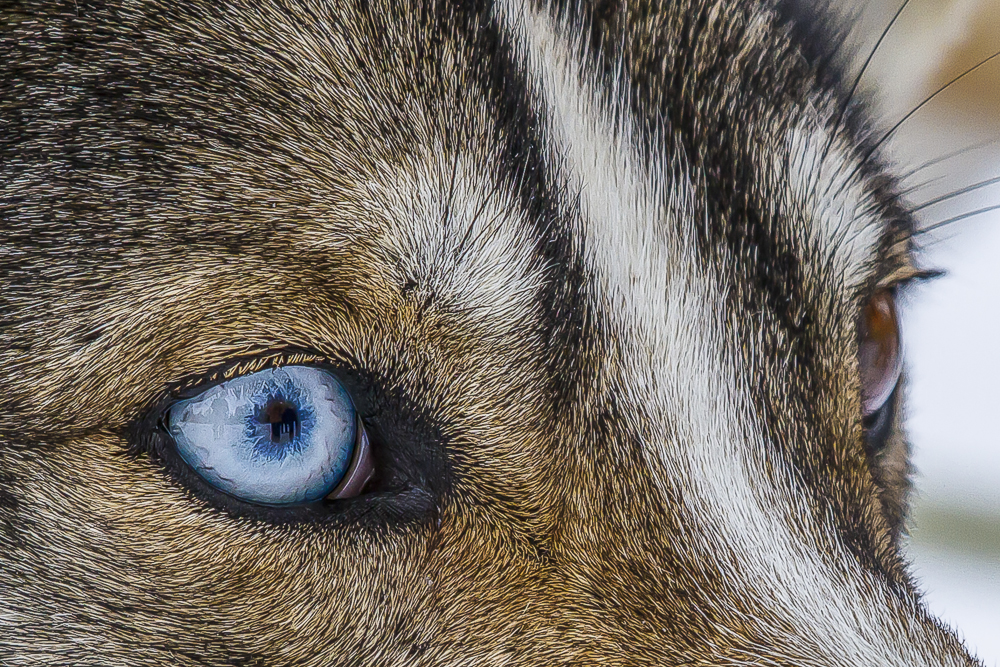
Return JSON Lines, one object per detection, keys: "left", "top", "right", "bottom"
{"left": 166, "top": 366, "right": 373, "bottom": 506}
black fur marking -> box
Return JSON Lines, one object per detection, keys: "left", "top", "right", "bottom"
{"left": 525, "top": 0, "right": 916, "bottom": 586}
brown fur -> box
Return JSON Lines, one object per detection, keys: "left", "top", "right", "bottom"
{"left": 0, "top": 0, "right": 983, "bottom": 664}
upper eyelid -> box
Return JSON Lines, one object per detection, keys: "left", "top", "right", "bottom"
{"left": 878, "top": 269, "right": 941, "bottom": 305}
{"left": 152, "top": 351, "right": 386, "bottom": 441}
{"left": 875, "top": 265, "right": 941, "bottom": 292}
{"left": 170, "top": 350, "right": 334, "bottom": 399}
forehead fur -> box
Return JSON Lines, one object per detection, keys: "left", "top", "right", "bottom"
{"left": 0, "top": 0, "right": 977, "bottom": 665}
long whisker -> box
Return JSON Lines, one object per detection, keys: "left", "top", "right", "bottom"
{"left": 897, "top": 176, "right": 942, "bottom": 201}
{"left": 917, "top": 203, "right": 1000, "bottom": 235}
{"left": 853, "top": 48, "right": 1000, "bottom": 179}
{"left": 901, "top": 137, "right": 1000, "bottom": 180}
{"left": 911, "top": 174, "right": 1000, "bottom": 212}
{"left": 821, "top": 0, "right": 912, "bottom": 166}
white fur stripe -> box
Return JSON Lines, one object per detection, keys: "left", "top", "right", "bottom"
{"left": 784, "top": 121, "right": 883, "bottom": 291}
{"left": 363, "top": 144, "right": 544, "bottom": 333}
{"left": 495, "top": 2, "right": 963, "bottom": 664}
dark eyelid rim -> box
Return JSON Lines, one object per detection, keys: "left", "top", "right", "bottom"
{"left": 126, "top": 347, "right": 436, "bottom": 529}
{"left": 862, "top": 382, "right": 898, "bottom": 454}
{"left": 895, "top": 268, "right": 943, "bottom": 286}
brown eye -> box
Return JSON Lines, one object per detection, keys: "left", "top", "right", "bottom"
{"left": 858, "top": 290, "right": 902, "bottom": 416}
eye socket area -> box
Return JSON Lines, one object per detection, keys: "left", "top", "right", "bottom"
{"left": 165, "top": 366, "right": 374, "bottom": 507}
{"left": 858, "top": 289, "right": 902, "bottom": 418}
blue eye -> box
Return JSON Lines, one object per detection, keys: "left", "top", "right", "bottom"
{"left": 167, "top": 366, "right": 373, "bottom": 506}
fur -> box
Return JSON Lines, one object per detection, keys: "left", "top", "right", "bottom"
{"left": 0, "top": 0, "right": 982, "bottom": 664}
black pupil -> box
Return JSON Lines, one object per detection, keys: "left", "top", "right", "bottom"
{"left": 261, "top": 401, "right": 299, "bottom": 444}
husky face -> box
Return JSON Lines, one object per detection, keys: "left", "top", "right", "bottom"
{"left": 0, "top": 0, "right": 983, "bottom": 664}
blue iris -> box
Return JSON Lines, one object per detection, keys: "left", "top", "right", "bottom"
{"left": 167, "top": 366, "right": 357, "bottom": 505}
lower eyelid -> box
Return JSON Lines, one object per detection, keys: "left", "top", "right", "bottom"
{"left": 863, "top": 384, "right": 898, "bottom": 455}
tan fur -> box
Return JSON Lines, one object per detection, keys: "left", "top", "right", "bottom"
{"left": 0, "top": 0, "right": 985, "bottom": 664}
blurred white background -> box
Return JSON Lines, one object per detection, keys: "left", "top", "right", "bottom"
{"left": 902, "top": 200, "right": 1000, "bottom": 664}
{"left": 863, "top": 0, "right": 1000, "bottom": 662}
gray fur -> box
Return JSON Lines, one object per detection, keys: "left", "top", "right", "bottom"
{"left": 0, "top": 0, "right": 983, "bottom": 664}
